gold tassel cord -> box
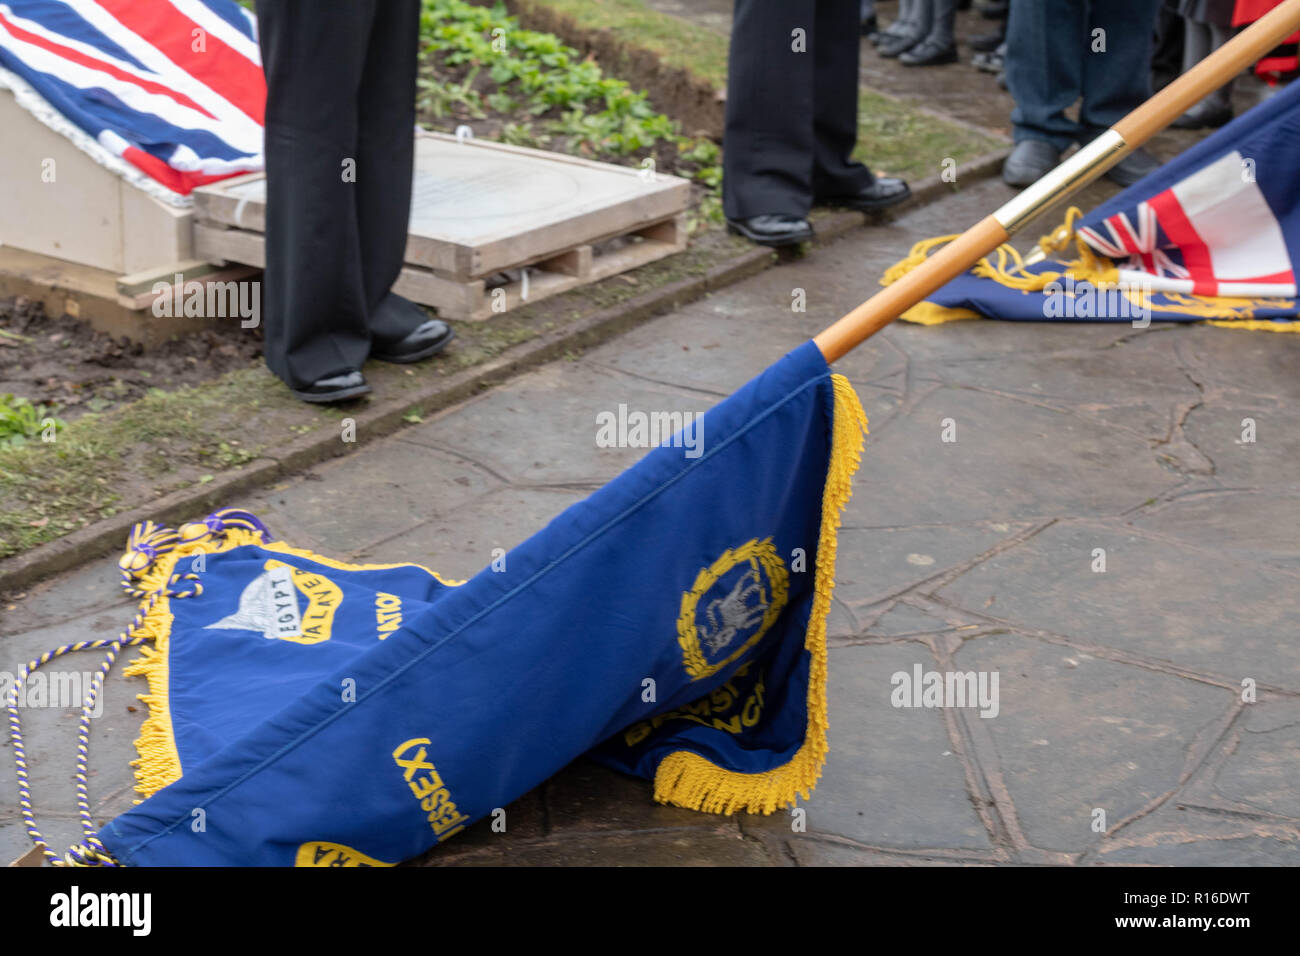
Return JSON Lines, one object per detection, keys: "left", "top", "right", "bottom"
{"left": 8, "top": 511, "right": 271, "bottom": 866}
{"left": 10, "top": 504, "right": 476, "bottom": 867}
{"left": 5, "top": 555, "right": 206, "bottom": 866}
{"left": 883, "top": 208, "right": 1300, "bottom": 330}
{"left": 883, "top": 206, "right": 1118, "bottom": 296}
{"left": 652, "top": 373, "right": 868, "bottom": 815}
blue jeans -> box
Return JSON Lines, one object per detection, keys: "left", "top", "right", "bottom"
{"left": 1006, "top": 0, "right": 1161, "bottom": 151}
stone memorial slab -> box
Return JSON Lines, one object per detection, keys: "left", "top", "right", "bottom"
{"left": 192, "top": 132, "right": 691, "bottom": 319}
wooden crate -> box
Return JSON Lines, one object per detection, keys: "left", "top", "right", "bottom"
{"left": 0, "top": 87, "right": 193, "bottom": 276}
{"left": 192, "top": 131, "right": 693, "bottom": 319}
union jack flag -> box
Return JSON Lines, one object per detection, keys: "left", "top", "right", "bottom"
{"left": 1078, "top": 80, "right": 1300, "bottom": 299}
{"left": 890, "top": 80, "right": 1300, "bottom": 329}
{"left": 0, "top": 0, "right": 264, "bottom": 197}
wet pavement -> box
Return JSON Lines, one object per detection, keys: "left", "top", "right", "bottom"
{"left": 4, "top": 171, "right": 1297, "bottom": 866}
{"left": 3, "top": 0, "right": 1297, "bottom": 867}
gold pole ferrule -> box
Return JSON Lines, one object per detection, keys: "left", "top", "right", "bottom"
{"left": 992, "top": 129, "right": 1130, "bottom": 235}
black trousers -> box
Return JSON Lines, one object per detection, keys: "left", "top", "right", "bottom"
{"left": 723, "top": 0, "right": 876, "bottom": 220}
{"left": 256, "top": 0, "right": 424, "bottom": 389}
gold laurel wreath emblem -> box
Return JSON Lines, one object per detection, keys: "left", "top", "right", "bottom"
{"left": 677, "top": 538, "right": 789, "bottom": 681}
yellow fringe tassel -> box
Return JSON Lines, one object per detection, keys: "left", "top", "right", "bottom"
{"left": 121, "top": 528, "right": 265, "bottom": 798}
{"left": 652, "top": 373, "right": 869, "bottom": 815}
{"left": 1205, "top": 318, "right": 1300, "bottom": 332}
{"left": 899, "top": 302, "right": 983, "bottom": 326}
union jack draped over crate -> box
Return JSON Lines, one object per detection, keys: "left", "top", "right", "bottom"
{"left": 0, "top": 0, "right": 264, "bottom": 198}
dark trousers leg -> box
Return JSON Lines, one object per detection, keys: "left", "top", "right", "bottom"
{"left": 256, "top": 0, "right": 420, "bottom": 389}
{"left": 811, "top": 0, "right": 876, "bottom": 198}
{"left": 723, "top": 0, "right": 871, "bottom": 219}
{"left": 357, "top": 0, "right": 424, "bottom": 343}
{"left": 1006, "top": 0, "right": 1086, "bottom": 150}
{"left": 1079, "top": 0, "right": 1160, "bottom": 134}
{"left": 723, "top": 0, "right": 816, "bottom": 219}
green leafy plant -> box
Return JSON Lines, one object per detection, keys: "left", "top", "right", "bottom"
{"left": 498, "top": 121, "right": 551, "bottom": 148}
{"left": 417, "top": 0, "right": 722, "bottom": 213}
{"left": 0, "top": 394, "right": 64, "bottom": 447}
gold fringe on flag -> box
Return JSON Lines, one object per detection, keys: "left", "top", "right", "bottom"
{"left": 651, "top": 373, "right": 869, "bottom": 815}
{"left": 121, "top": 527, "right": 265, "bottom": 798}
{"left": 881, "top": 207, "right": 1300, "bottom": 331}
{"left": 118, "top": 520, "right": 464, "bottom": 801}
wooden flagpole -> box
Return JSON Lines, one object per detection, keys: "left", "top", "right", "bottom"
{"left": 814, "top": 0, "right": 1300, "bottom": 364}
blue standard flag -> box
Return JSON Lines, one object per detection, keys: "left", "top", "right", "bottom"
{"left": 42, "top": 340, "right": 867, "bottom": 865}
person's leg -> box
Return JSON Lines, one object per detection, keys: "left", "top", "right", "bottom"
{"left": 1080, "top": 0, "right": 1162, "bottom": 184}
{"left": 1184, "top": 18, "right": 1212, "bottom": 70}
{"left": 722, "top": 0, "right": 817, "bottom": 221}
{"left": 1150, "top": 0, "right": 1185, "bottom": 88}
{"left": 968, "top": 0, "right": 1008, "bottom": 52}
{"left": 861, "top": 0, "right": 878, "bottom": 35}
{"left": 876, "top": 0, "right": 918, "bottom": 43}
{"left": 1078, "top": 0, "right": 1161, "bottom": 134}
{"left": 911, "top": 0, "right": 935, "bottom": 38}
{"left": 879, "top": 0, "right": 934, "bottom": 55}
{"left": 930, "top": 0, "right": 957, "bottom": 46}
{"left": 354, "top": 0, "right": 431, "bottom": 345}
{"left": 1005, "top": 0, "right": 1087, "bottom": 151}
{"left": 900, "top": 0, "right": 958, "bottom": 64}
{"left": 1172, "top": 18, "right": 1236, "bottom": 126}
{"left": 812, "top": 0, "right": 911, "bottom": 209}
{"left": 812, "top": 0, "right": 876, "bottom": 198}
{"left": 256, "top": 0, "right": 373, "bottom": 391}
{"left": 1206, "top": 22, "right": 1235, "bottom": 111}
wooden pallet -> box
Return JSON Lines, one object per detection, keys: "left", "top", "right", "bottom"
{"left": 194, "top": 211, "right": 686, "bottom": 321}
{"left": 192, "top": 131, "right": 692, "bottom": 320}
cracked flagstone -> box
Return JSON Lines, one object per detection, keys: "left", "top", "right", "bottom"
{"left": 3, "top": 173, "right": 1297, "bottom": 866}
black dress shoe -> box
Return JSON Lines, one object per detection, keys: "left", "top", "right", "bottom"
{"left": 877, "top": 28, "right": 925, "bottom": 57}
{"left": 860, "top": 13, "right": 878, "bottom": 38}
{"left": 291, "top": 370, "right": 371, "bottom": 404}
{"left": 1105, "top": 147, "right": 1161, "bottom": 188}
{"left": 899, "top": 39, "right": 958, "bottom": 66}
{"left": 820, "top": 177, "right": 912, "bottom": 212}
{"left": 371, "top": 318, "right": 456, "bottom": 363}
{"left": 1171, "top": 102, "right": 1234, "bottom": 130}
{"left": 872, "top": 17, "right": 912, "bottom": 46}
{"left": 726, "top": 214, "right": 813, "bottom": 247}
{"left": 1002, "top": 139, "right": 1060, "bottom": 187}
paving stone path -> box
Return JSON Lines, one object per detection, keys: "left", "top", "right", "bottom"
{"left": 4, "top": 172, "right": 1297, "bottom": 865}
